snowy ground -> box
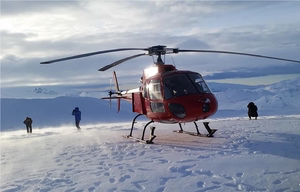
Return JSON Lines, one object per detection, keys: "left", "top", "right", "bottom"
{"left": 1, "top": 115, "right": 300, "bottom": 192}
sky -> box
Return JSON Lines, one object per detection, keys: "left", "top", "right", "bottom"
{"left": 1, "top": 1, "right": 300, "bottom": 88}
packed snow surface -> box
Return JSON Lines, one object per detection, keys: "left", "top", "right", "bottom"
{"left": 1, "top": 115, "right": 300, "bottom": 192}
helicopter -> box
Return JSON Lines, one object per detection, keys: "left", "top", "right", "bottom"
{"left": 41, "top": 45, "right": 300, "bottom": 144}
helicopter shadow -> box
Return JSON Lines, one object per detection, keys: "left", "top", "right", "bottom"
{"left": 153, "top": 131, "right": 227, "bottom": 152}
{"left": 242, "top": 132, "right": 300, "bottom": 160}
{"left": 148, "top": 127, "right": 300, "bottom": 161}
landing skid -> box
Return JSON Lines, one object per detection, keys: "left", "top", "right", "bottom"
{"left": 124, "top": 115, "right": 217, "bottom": 144}
{"left": 174, "top": 122, "right": 217, "bottom": 137}
{"left": 125, "top": 114, "right": 156, "bottom": 144}
{"left": 173, "top": 130, "right": 216, "bottom": 137}
{"left": 124, "top": 134, "right": 156, "bottom": 144}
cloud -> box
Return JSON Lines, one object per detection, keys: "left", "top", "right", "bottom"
{"left": 1, "top": 1, "right": 300, "bottom": 87}
{"left": 176, "top": 39, "right": 210, "bottom": 49}
{"left": 0, "top": 1, "right": 81, "bottom": 16}
{"left": 204, "top": 64, "right": 300, "bottom": 80}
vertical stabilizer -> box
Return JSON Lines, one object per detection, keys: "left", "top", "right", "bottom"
{"left": 113, "top": 71, "right": 120, "bottom": 92}
{"left": 113, "top": 71, "right": 121, "bottom": 113}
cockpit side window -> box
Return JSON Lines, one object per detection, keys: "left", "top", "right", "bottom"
{"left": 142, "top": 84, "right": 147, "bottom": 98}
{"left": 188, "top": 74, "right": 211, "bottom": 93}
{"left": 148, "top": 80, "right": 162, "bottom": 100}
{"left": 164, "top": 74, "right": 198, "bottom": 99}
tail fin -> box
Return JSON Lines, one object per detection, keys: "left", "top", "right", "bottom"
{"left": 113, "top": 71, "right": 121, "bottom": 113}
{"left": 113, "top": 71, "right": 120, "bottom": 93}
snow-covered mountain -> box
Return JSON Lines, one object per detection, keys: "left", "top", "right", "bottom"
{"left": 1, "top": 78, "right": 299, "bottom": 131}
{"left": 215, "top": 78, "right": 300, "bottom": 112}
{"left": 1, "top": 85, "right": 108, "bottom": 99}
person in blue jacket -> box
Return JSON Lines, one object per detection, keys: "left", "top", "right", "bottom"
{"left": 72, "top": 107, "right": 81, "bottom": 129}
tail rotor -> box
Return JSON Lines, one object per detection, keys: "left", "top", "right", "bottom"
{"left": 105, "top": 71, "right": 121, "bottom": 112}
{"left": 109, "top": 78, "right": 112, "bottom": 108}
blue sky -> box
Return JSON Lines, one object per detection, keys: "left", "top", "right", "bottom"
{"left": 1, "top": 1, "right": 300, "bottom": 88}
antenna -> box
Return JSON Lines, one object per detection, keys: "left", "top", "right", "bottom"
{"left": 151, "top": 55, "right": 155, "bottom": 64}
{"left": 171, "top": 56, "right": 176, "bottom": 68}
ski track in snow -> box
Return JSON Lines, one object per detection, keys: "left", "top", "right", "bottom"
{"left": 1, "top": 116, "right": 300, "bottom": 192}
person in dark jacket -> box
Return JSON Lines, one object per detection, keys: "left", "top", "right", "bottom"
{"left": 23, "top": 117, "right": 33, "bottom": 133}
{"left": 72, "top": 107, "right": 81, "bottom": 129}
{"left": 247, "top": 102, "right": 258, "bottom": 120}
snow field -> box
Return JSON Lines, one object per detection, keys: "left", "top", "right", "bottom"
{"left": 1, "top": 115, "right": 300, "bottom": 192}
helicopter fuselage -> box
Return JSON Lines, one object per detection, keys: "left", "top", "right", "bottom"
{"left": 118, "top": 65, "right": 218, "bottom": 123}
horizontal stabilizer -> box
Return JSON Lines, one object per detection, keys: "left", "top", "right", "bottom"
{"left": 102, "top": 96, "right": 126, "bottom": 100}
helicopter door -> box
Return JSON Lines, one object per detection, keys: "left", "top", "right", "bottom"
{"left": 148, "top": 79, "right": 165, "bottom": 113}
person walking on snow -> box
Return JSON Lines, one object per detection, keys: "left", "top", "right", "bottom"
{"left": 72, "top": 107, "right": 81, "bottom": 129}
{"left": 23, "top": 117, "right": 33, "bottom": 133}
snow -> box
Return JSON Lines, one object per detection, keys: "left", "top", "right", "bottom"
{"left": 1, "top": 78, "right": 300, "bottom": 191}
{"left": 1, "top": 116, "right": 300, "bottom": 191}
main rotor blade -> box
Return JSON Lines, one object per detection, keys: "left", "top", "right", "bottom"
{"left": 40, "top": 48, "right": 148, "bottom": 64}
{"left": 178, "top": 50, "right": 300, "bottom": 63}
{"left": 98, "top": 53, "right": 147, "bottom": 71}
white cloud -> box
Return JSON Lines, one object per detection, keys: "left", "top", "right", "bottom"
{"left": 1, "top": 1, "right": 300, "bottom": 87}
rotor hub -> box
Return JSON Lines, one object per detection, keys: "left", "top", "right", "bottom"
{"left": 148, "top": 45, "right": 178, "bottom": 56}
{"left": 148, "top": 45, "right": 166, "bottom": 56}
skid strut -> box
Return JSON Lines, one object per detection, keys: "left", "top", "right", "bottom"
{"left": 203, "top": 122, "right": 217, "bottom": 137}
{"left": 174, "top": 122, "right": 217, "bottom": 137}
{"left": 126, "top": 114, "right": 156, "bottom": 144}
{"left": 146, "top": 126, "right": 156, "bottom": 144}
{"left": 129, "top": 114, "right": 143, "bottom": 137}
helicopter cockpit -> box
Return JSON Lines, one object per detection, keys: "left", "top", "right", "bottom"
{"left": 163, "top": 73, "right": 211, "bottom": 99}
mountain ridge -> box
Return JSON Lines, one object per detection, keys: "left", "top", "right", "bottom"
{"left": 1, "top": 78, "right": 299, "bottom": 130}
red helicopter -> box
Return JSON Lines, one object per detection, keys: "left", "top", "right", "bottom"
{"left": 41, "top": 45, "right": 300, "bottom": 143}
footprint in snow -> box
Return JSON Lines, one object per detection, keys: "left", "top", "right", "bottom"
{"left": 159, "top": 177, "right": 176, "bottom": 185}
{"left": 236, "top": 172, "right": 244, "bottom": 177}
{"left": 197, "top": 181, "right": 205, "bottom": 188}
{"left": 107, "top": 187, "right": 117, "bottom": 192}
{"left": 94, "top": 181, "right": 101, "bottom": 186}
{"left": 155, "top": 186, "right": 165, "bottom": 192}
{"left": 109, "top": 178, "right": 116, "bottom": 183}
{"left": 119, "top": 175, "right": 131, "bottom": 182}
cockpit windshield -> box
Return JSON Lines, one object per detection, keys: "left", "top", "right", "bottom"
{"left": 188, "top": 73, "right": 211, "bottom": 93}
{"left": 164, "top": 73, "right": 211, "bottom": 99}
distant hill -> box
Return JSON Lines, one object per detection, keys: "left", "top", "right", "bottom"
{"left": 1, "top": 97, "right": 137, "bottom": 131}
{"left": 208, "top": 82, "right": 263, "bottom": 92}
{"left": 1, "top": 78, "right": 299, "bottom": 131}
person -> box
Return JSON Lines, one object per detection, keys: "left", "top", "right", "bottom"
{"left": 23, "top": 117, "right": 33, "bottom": 133}
{"left": 72, "top": 107, "right": 81, "bottom": 129}
{"left": 247, "top": 102, "right": 258, "bottom": 120}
